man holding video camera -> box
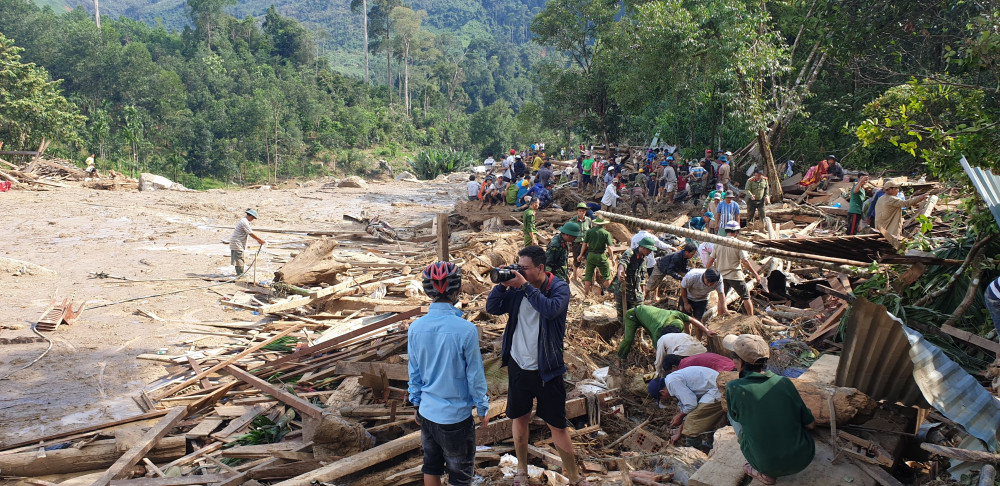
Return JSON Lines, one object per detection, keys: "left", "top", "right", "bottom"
{"left": 485, "top": 245, "right": 582, "bottom": 486}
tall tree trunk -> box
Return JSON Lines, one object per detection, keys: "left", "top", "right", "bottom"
{"left": 385, "top": 22, "right": 391, "bottom": 104}
{"left": 757, "top": 129, "right": 782, "bottom": 199}
{"left": 362, "top": 0, "right": 369, "bottom": 84}
{"left": 93, "top": 0, "right": 101, "bottom": 31}
{"left": 404, "top": 41, "right": 410, "bottom": 115}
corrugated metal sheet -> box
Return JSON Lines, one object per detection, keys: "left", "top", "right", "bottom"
{"left": 836, "top": 297, "right": 928, "bottom": 407}
{"left": 900, "top": 324, "right": 1000, "bottom": 450}
{"left": 960, "top": 155, "right": 1000, "bottom": 229}
{"left": 754, "top": 234, "right": 894, "bottom": 263}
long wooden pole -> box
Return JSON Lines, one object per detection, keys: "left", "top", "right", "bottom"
{"left": 275, "top": 431, "right": 422, "bottom": 486}
{"left": 596, "top": 211, "right": 866, "bottom": 273}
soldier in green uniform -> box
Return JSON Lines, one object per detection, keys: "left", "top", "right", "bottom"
{"left": 569, "top": 202, "right": 593, "bottom": 280}
{"left": 546, "top": 222, "right": 581, "bottom": 282}
{"left": 522, "top": 196, "right": 539, "bottom": 246}
{"left": 577, "top": 217, "right": 614, "bottom": 300}
{"left": 612, "top": 237, "right": 656, "bottom": 322}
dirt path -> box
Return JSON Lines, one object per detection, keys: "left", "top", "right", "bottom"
{"left": 0, "top": 178, "right": 463, "bottom": 445}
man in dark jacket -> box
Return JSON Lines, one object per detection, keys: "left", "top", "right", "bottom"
{"left": 647, "top": 243, "right": 697, "bottom": 302}
{"left": 486, "top": 245, "right": 581, "bottom": 486}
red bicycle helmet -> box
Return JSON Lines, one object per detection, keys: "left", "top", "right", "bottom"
{"left": 422, "top": 261, "right": 463, "bottom": 299}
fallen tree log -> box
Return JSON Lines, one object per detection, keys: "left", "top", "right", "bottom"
{"left": 717, "top": 371, "right": 876, "bottom": 425}
{"left": 0, "top": 436, "right": 185, "bottom": 477}
{"left": 273, "top": 237, "right": 351, "bottom": 286}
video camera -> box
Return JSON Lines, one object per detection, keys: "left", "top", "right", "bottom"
{"left": 490, "top": 264, "right": 524, "bottom": 284}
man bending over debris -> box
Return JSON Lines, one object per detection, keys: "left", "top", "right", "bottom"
{"left": 612, "top": 237, "right": 657, "bottom": 322}
{"left": 648, "top": 365, "right": 724, "bottom": 451}
{"left": 647, "top": 243, "right": 697, "bottom": 303}
{"left": 617, "top": 305, "right": 714, "bottom": 362}
{"left": 679, "top": 268, "right": 728, "bottom": 321}
{"left": 653, "top": 332, "right": 708, "bottom": 377}
{"left": 659, "top": 352, "right": 737, "bottom": 377}
{"left": 486, "top": 245, "right": 584, "bottom": 486}
{"left": 725, "top": 335, "right": 816, "bottom": 485}
{"left": 230, "top": 209, "right": 266, "bottom": 277}
{"left": 409, "top": 262, "right": 490, "bottom": 486}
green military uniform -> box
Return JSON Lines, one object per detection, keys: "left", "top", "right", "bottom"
{"left": 583, "top": 225, "right": 613, "bottom": 283}
{"left": 726, "top": 371, "right": 816, "bottom": 478}
{"left": 612, "top": 248, "right": 648, "bottom": 322}
{"left": 569, "top": 213, "right": 592, "bottom": 269}
{"left": 617, "top": 305, "right": 691, "bottom": 359}
{"left": 522, "top": 207, "right": 536, "bottom": 246}
{"left": 546, "top": 233, "right": 572, "bottom": 281}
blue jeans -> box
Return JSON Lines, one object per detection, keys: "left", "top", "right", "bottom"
{"left": 419, "top": 414, "right": 476, "bottom": 485}
{"left": 985, "top": 288, "right": 1000, "bottom": 337}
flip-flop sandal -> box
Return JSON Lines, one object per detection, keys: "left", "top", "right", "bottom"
{"left": 512, "top": 471, "right": 530, "bottom": 486}
{"left": 743, "top": 463, "right": 776, "bottom": 485}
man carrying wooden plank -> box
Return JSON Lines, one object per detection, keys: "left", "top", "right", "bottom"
{"left": 409, "top": 262, "right": 490, "bottom": 486}
{"left": 485, "top": 245, "right": 583, "bottom": 486}
{"left": 230, "top": 209, "right": 266, "bottom": 278}
{"left": 724, "top": 334, "right": 816, "bottom": 485}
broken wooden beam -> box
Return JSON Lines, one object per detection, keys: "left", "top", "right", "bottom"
{"left": 920, "top": 443, "right": 1000, "bottom": 463}
{"left": 0, "top": 437, "right": 185, "bottom": 477}
{"left": 108, "top": 475, "right": 230, "bottom": 486}
{"left": 152, "top": 324, "right": 306, "bottom": 400}
{"left": 224, "top": 365, "right": 323, "bottom": 420}
{"left": 0, "top": 410, "right": 171, "bottom": 453}
{"left": 274, "top": 431, "right": 423, "bottom": 486}
{"left": 92, "top": 406, "right": 189, "bottom": 486}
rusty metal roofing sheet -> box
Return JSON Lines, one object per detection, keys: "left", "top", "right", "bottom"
{"left": 836, "top": 297, "right": 928, "bottom": 407}
{"left": 960, "top": 155, "right": 1000, "bottom": 229}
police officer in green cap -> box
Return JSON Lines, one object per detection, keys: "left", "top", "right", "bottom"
{"left": 546, "top": 221, "right": 582, "bottom": 282}
{"left": 612, "top": 236, "right": 657, "bottom": 322}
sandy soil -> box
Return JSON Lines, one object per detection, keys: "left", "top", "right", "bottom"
{"left": 0, "top": 177, "right": 463, "bottom": 446}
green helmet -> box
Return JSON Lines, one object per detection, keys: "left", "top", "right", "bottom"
{"left": 559, "top": 221, "right": 583, "bottom": 237}
{"left": 576, "top": 202, "right": 589, "bottom": 210}
{"left": 638, "top": 236, "right": 657, "bottom": 250}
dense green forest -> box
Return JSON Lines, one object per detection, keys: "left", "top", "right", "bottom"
{"left": 0, "top": 0, "right": 549, "bottom": 186}
{"left": 1, "top": 0, "right": 998, "bottom": 188}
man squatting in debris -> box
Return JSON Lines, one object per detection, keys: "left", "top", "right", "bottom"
{"left": 230, "top": 209, "right": 266, "bottom": 277}
{"left": 725, "top": 334, "right": 816, "bottom": 485}
{"left": 408, "top": 262, "right": 490, "bottom": 486}
{"left": 486, "top": 245, "right": 585, "bottom": 486}
{"left": 679, "top": 267, "right": 729, "bottom": 322}
{"left": 616, "top": 304, "right": 715, "bottom": 364}
{"left": 647, "top": 364, "right": 724, "bottom": 451}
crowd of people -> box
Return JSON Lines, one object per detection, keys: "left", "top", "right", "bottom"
{"left": 222, "top": 144, "right": 942, "bottom": 485}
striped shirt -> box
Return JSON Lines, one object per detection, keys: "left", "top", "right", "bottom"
{"left": 716, "top": 201, "right": 740, "bottom": 231}
{"left": 230, "top": 218, "right": 254, "bottom": 252}
{"left": 989, "top": 276, "right": 1000, "bottom": 299}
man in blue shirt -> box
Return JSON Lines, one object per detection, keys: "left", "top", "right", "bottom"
{"left": 486, "top": 246, "right": 582, "bottom": 486}
{"left": 409, "top": 262, "right": 490, "bottom": 486}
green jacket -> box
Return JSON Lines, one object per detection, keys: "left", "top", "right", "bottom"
{"left": 546, "top": 233, "right": 571, "bottom": 281}
{"left": 522, "top": 208, "right": 536, "bottom": 246}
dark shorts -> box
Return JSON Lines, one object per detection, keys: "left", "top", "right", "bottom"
{"left": 847, "top": 213, "right": 863, "bottom": 235}
{"left": 506, "top": 360, "right": 567, "bottom": 428}
{"left": 468, "top": 195, "right": 479, "bottom": 201}
{"left": 582, "top": 174, "right": 592, "bottom": 185}
{"left": 502, "top": 176, "right": 512, "bottom": 183}
{"left": 419, "top": 414, "right": 476, "bottom": 484}
{"left": 724, "top": 278, "right": 751, "bottom": 300}
{"left": 688, "top": 299, "right": 708, "bottom": 320}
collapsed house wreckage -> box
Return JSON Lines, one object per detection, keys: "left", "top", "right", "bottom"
{"left": 2, "top": 168, "right": 998, "bottom": 486}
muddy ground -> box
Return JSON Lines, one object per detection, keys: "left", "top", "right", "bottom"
{"left": 0, "top": 178, "right": 462, "bottom": 445}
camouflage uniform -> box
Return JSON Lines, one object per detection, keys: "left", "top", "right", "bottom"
{"left": 612, "top": 248, "right": 648, "bottom": 322}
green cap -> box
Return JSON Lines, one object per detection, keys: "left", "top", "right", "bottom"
{"left": 576, "top": 202, "right": 588, "bottom": 210}
{"left": 559, "top": 221, "right": 582, "bottom": 237}
{"left": 593, "top": 217, "right": 609, "bottom": 225}
{"left": 638, "top": 236, "right": 657, "bottom": 250}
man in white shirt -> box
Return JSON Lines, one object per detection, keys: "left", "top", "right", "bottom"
{"left": 658, "top": 158, "right": 678, "bottom": 204}
{"left": 483, "top": 154, "right": 496, "bottom": 174}
{"left": 466, "top": 175, "right": 480, "bottom": 201}
{"left": 648, "top": 365, "right": 724, "bottom": 449}
{"left": 679, "top": 268, "right": 729, "bottom": 321}
{"left": 654, "top": 333, "right": 707, "bottom": 376}
{"left": 502, "top": 150, "right": 516, "bottom": 182}
{"left": 230, "top": 209, "right": 266, "bottom": 278}
{"left": 601, "top": 181, "right": 620, "bottom": 211}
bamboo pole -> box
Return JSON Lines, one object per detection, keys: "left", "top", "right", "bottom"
{"left": 596, "top": 211, "right": 868, "bottom": 274}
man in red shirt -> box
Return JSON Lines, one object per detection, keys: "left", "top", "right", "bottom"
{"left": 659, "top": 352, "right": 736, "bottom": 376}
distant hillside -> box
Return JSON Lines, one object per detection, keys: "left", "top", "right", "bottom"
{"left": 51, "top": 0, "right": 545, "bottom": 71}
